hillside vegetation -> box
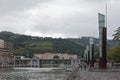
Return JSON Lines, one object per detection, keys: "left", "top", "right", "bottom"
{"left": 0, "top": 31, "right": 85, "bottom": 57}
{"left": 0, "top": 31, "right": 116, "bottom": 58}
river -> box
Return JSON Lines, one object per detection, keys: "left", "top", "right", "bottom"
{"left": 0, "top": 67, "right": 70, "bottom": 80}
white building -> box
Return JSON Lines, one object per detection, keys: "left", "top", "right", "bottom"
{"left": 34, "top": 52, "right": 77, "bottom": 59}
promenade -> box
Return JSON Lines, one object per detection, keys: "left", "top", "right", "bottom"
{"left": 79, "top": 69, "right": 120, "bottom": 80}
{"left": 65, "top": 67, "right": 120, "bottom": 80}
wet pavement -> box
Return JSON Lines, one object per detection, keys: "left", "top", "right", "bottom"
{"left": 65, "top": 67, "right": 120, "bottom": 80}
{"left": 79, "top": 69, "right": 120, "bottom": 80}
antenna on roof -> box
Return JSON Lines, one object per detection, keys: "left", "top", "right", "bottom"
{"left": 105, "top": 1, "right": 108, "bottom": 28}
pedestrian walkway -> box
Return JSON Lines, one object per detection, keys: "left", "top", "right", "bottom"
{"left": 79, "top": 69, "right": 120, "bottom": 80}
{"left": 65, "top": 67, "right": 120, "bottom": 80}
{"left": 65, "top": 66, "right": 80, "bottom": 80}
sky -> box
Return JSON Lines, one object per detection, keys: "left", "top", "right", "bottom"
{"left": 0, "top": 0, "right": 120, "bottom": 39}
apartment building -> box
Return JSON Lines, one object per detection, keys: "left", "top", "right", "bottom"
{"left": 0, "top": 39, "right": 13, "bottom": 66}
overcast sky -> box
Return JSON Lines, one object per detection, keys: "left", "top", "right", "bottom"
{"left": 0, "top": 0, "right": 120, "bottom": 39}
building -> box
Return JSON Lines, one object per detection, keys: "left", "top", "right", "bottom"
{"left": 13, "top": 53, "right": 80, "bottom": 68}
{"left": 34, "top": 52, "right": 77, "bottom": 59}
{"left": 14, "top": 56, "right": 26, "bottom": 59}
{"left": 0, "top": 39, "right": 13, "bottom": 67}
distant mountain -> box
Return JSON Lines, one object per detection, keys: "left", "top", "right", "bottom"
{"left": 0, "top": 31, "right": 116, "bottom": 58}
{"left": 0, "top": 31, "right": 33, "bottom": 43}
{"left": 67, "top": 37, "right": 116, "bottom": 53}
{"left": 0, "top": 31, "right": 85, "bottom": 57}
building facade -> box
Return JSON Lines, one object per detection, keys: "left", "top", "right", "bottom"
{"left": 14, "top": 53, "right": 80, "bottom": 68}
{"left": 34, "top": 52, "right": 77, "bottom": 59}
{"left": 0, "top": 39, "right": 13, "bottom": 67}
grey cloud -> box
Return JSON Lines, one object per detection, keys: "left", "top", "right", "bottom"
{"left": 30, "top": 12, "right": 97, "bottom": 37}
{"left": 0, "top": 0, "right": 51, "bottom": 15}
{"left": 84, "top": 0, "right": 110, "bottom": 2}
{"left": 0, "top": 0, "right": 119, "bottom": 39}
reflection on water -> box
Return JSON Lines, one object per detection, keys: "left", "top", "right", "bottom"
{"left": 0, "top": 67, "right": 70, "bottom": 80}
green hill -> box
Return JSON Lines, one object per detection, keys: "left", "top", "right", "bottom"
{"left": 0, "top": 31, "right": 116, "bottom": 58}
{"left": 0, "top": 31, "right": 85, "bottom": 57}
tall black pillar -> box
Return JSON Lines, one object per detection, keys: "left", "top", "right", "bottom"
{"left": 91, "top": 44, "right": 94, "bottom": 67}
{"left": 99, "top": 27, "right": 107, "bottom": 69}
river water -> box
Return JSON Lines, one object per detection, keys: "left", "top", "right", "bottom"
{"left": 0, "top": 67, "right": 70, "bottom": 80}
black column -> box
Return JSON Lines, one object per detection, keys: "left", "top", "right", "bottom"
{"left": 99, "top": 27, "right": 107, "bottom": 69}
{"left": 91, "top": 44, "right": 94, "bottom": 67}
{"left": 87, "top": 50, "right": 90, "bottom": 65}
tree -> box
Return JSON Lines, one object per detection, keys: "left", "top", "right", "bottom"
{"left": 13, "top": 47, "right": 29, "bottom": 57}
{"left": 113, "top": 27, "right": 120, "bottom": 43}
{"left": 53, "top": 55, "right": 59, "bottom": 59}
{"left": 107, "top": 45, "right": 120, "bottom": 62}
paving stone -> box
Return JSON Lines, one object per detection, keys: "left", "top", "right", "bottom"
{"left": 79, "top": 69, "right": 120, "bottom": 80}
